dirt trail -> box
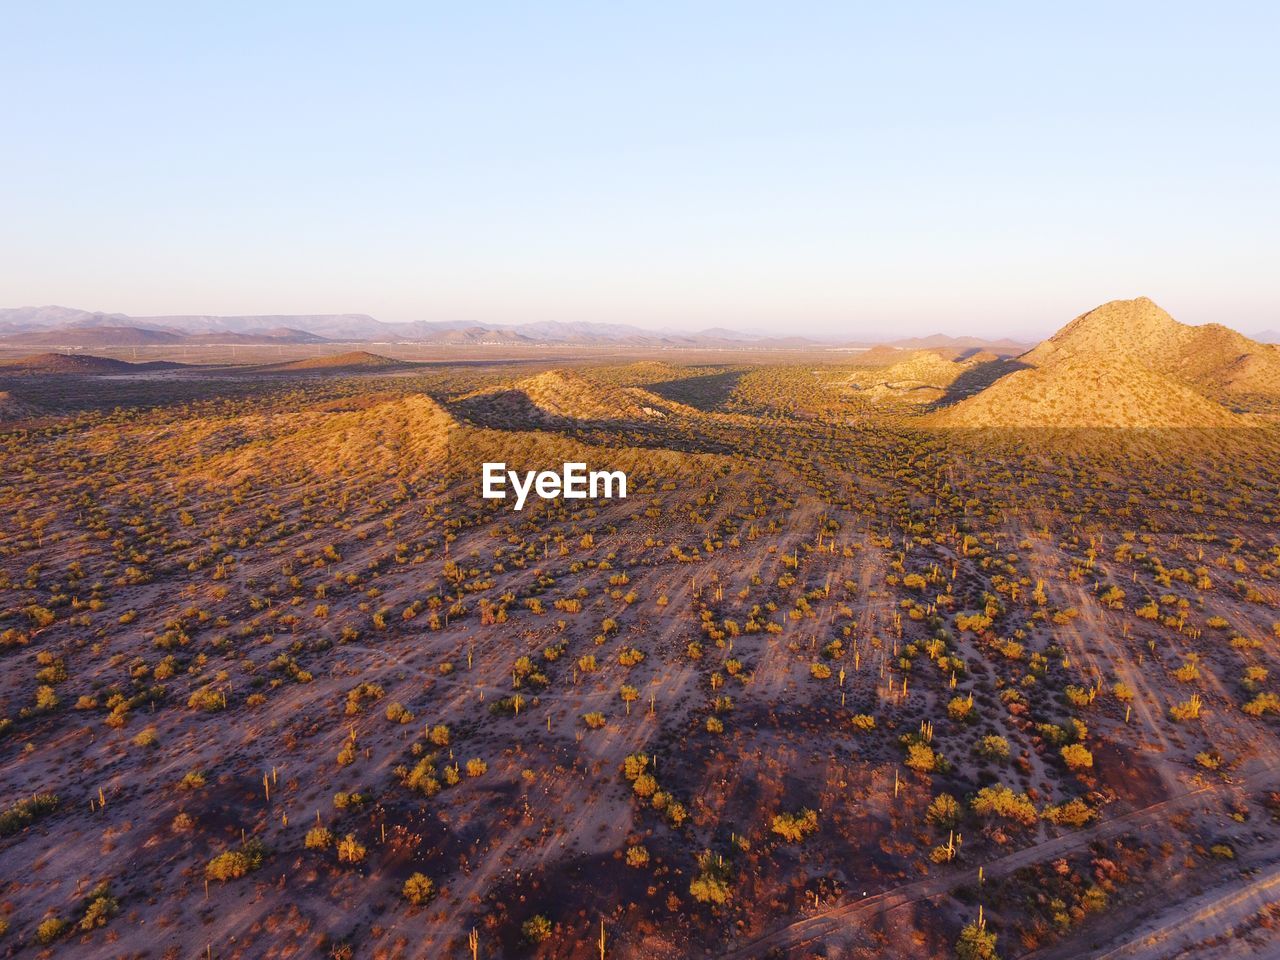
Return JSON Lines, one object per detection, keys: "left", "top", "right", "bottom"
{"left": 1038, "top": 858, "right": 1280, "bottom": 960}
{"left": 719, "top": 759, "right": 1280, "bottom": 958}
{"left": 1015, "top": 520, "right": 1187, "bottom": 798}
{"left": 427, "top": 561, "right": 711, "bottom": 948}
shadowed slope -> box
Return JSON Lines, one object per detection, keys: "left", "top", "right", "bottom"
{"left": 251, "top": 351, "right": 413, "bottom": 373}
{"left": 456, "top": 370, "right": 700, "bottom": 426}
{"left": 0, "top": 391, "right": 42, "bottom": 421}
{"left": 932, "top": 354, "right": 1246, "bottom": 428}
{"left": 0, "top": 352, "right": 185, "bottom": 374}
{"left": 932, "top": 298, "right": 1273, "bottom": 428}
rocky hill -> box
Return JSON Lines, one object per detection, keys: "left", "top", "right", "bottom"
{"left": 0, "top": 353, "right": 185, "bottom": 375}
{"left": 931, "top": 298, "right": 1272, "bottom": 428}
{"left": 849, "top": 350, "right": 968, "bottom": 404}
{"left": 1022, "top": 297, "right": 1280, "bottom": 398}
{"left": 932, "top": 354, "right": 1244, "bottom": 428}
{"left": 458, "top": 370, "right": 695, "bottom": 426}
{"left": 199, "top": 394, "right": 457, "bottom": 482}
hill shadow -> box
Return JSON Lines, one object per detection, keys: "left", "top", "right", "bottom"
{"left": 932, "top": 358, "right": 1030, "bottom": 408}
{"left": 449, "top": 388, "right": 663, "bottom": 434}
{"left": 444, "top": 388, "right": 742, "bottom": 457}
{"left": 645, "top": 369, "right": 744, "bottom": 411}
{"left": 450, "top": 389, "right": 555, "bottom": 429}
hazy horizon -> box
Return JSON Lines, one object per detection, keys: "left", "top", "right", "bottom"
{"left": 4, "top": 2, "right": 1278, "bottom": 338}
{"left": 0, "top": 299, "right": 1046, "bottom": 341}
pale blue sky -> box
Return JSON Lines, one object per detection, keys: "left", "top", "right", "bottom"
{"left": 2, "top": 2, "right": 1277, "bottom": 337}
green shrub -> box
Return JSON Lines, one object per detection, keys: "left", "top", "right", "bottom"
{"left": 1060, "top": 743, "right": 1094, "bottom": 771}
{"left": 689, "top": 851, "right": 733, "bottom": 905}
{"left": 770, "top": 808, "right": 819, "bottom": 843}
{"left": 79, "top": 882, "right": 119, "bottom": 930}
{"left": 205, "top": 838, "right": 266, "bottom": 881}
{"left": 522, "top": 914, "right": 553, "bottom": 943}
{"left": 0, "top": 793, "right": 58, "bottom": 837}
{"left": 975, "top": 736, "right": 1009, "bottom": 760}
{"left": 926, "top": 793, "right": 960, "bottom": 829}
{"left": 955, "top": 919, "right": 998, "bottom": 960}
{"left": 971, "top": 784, "right": 1037, "bottom": 826}
{"left": 402, "top": 872, "right": 436, "bottom": 905}
{"left": 36, "top": 916, "right": 67, "bottom": 945}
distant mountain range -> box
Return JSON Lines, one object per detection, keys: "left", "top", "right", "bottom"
{"left": 0, "top": 305, "right": 1031, "bottom": 352}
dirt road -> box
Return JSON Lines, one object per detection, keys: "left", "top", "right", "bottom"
{"left": 720, "top": 760, "right": 1280, "bottom": 958}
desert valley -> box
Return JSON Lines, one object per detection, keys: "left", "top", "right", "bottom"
{"left": 1, "top": 297, "right": 1280, "bottom": 960}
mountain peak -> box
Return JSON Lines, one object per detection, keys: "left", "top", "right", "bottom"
{"left": 1022, "top": 297, "right": 1185, "bottom": 369}
{"left": 932, "top": 296, "right": 1280, "bottom": 429}
{"left": 1059, "top": 296, "right": 1177, "bottom": 336}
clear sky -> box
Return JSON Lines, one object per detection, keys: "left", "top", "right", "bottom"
{"left": 3, "top": 1, "right": 1278, "bottom": 338}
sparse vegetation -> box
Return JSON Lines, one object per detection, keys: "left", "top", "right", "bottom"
{"left": 1, "top": 325, "right": 1278, "bottom": 958}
